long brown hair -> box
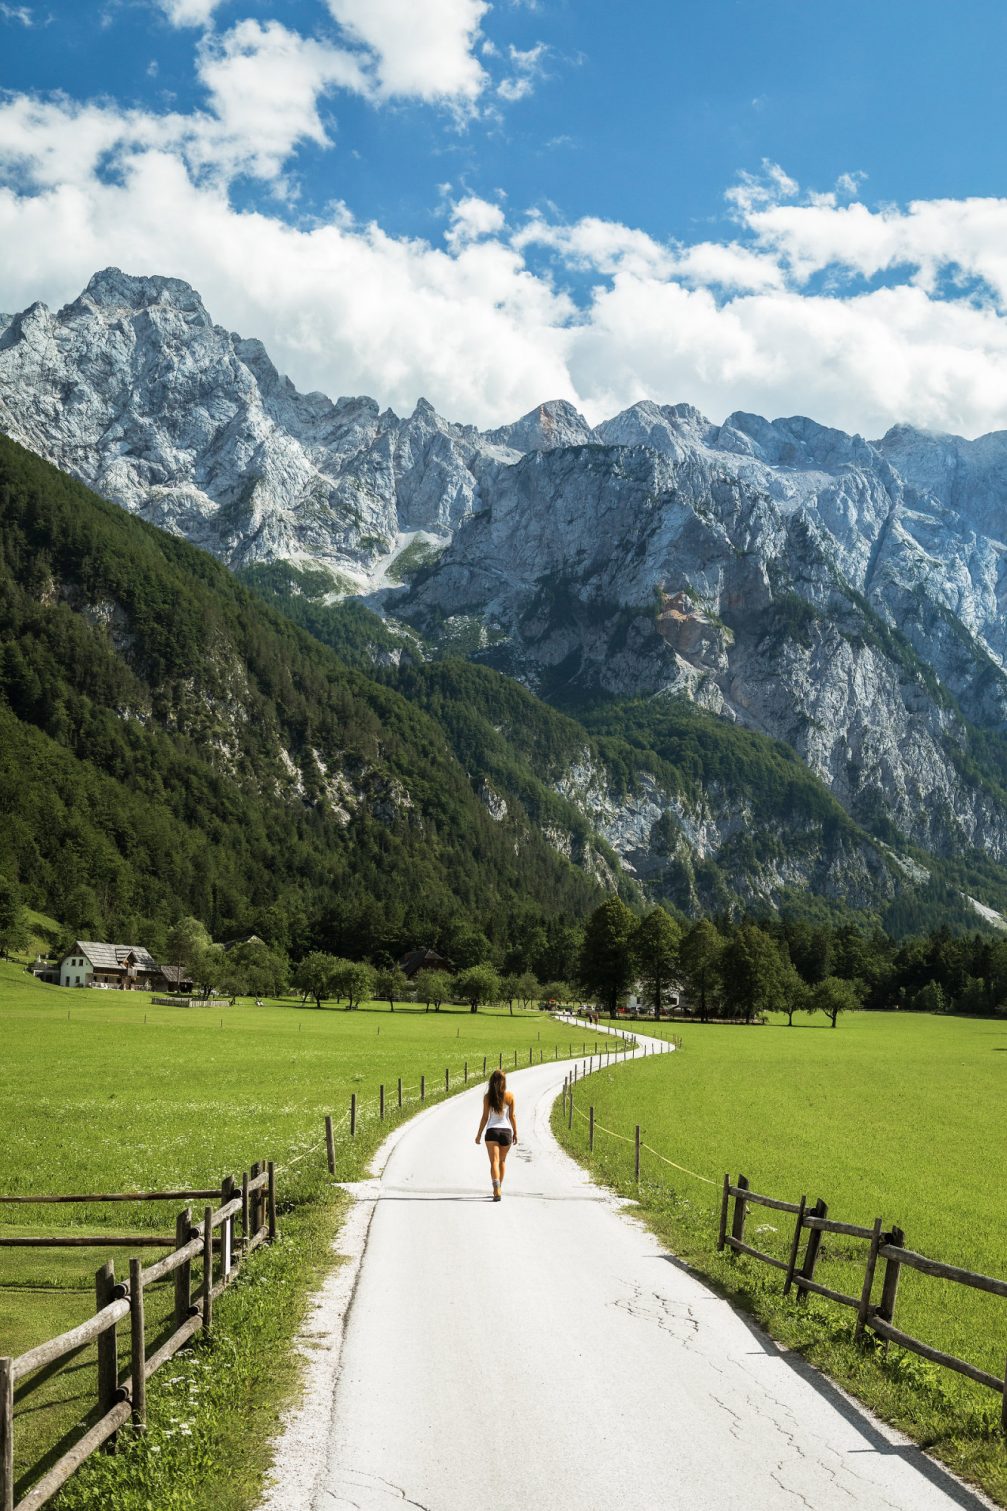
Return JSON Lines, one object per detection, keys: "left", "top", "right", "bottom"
{"left": 487, "top": 1068, "right": 507, "bottom": 1113}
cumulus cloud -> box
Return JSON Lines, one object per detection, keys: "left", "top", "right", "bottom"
{"left": 324, "top": 0, "right": 489, "bottom": 102}
{"left": 447, "top": 194, "right": 507, "bottom": 247}
{"left": 497, "top": 42, "right": 548, "bottom": 103}
{"left": 0, "top": 3, "right": 34, "bottom": 24}
{"left": 157, "top": 0, "right": 224, "bottom": 26}
{"left": 1, "top": 60, "right": 1007, "bottom": 439}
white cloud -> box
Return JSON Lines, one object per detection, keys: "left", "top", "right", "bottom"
{"left": 194, "top": 20, "right": 368, "bottom": 180}
{"left": 2, "top": 65, "right": 1007, "bottom": 441}
{"left": 157, "top": 0, "right": 224, "bottom": 26}
{"left": 725, "top": 159, "right": 799, "bottom": 215}
{"left": 447, "top": 194, "right": 507, "bottom": 247}
{"left": 0, "top": 3, "right": 34, "bottom": 24}
{"left": 497, "top": 42, "right": 547, "bottom": 103}
{"left": 324, "top": 0, "right": 489, "bottom": 102}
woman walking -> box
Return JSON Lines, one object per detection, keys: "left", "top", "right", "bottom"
{"left": 475, "top": 1068, "right": 518, "bottom": 1201}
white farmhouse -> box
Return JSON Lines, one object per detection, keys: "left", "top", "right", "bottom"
{"left": 59, "top": 941, "right": 160, "bottom": 990}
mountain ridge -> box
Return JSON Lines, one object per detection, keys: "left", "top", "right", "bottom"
{"left": 4, "top": 269, "right": 1007, "bottom": 915}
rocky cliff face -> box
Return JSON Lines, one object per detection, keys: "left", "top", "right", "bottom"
{"left": 4, "top": 269, "right": 1007, "bottom": 895}
{"left": 0, "top": 269, "right": 516, "bottom": 585}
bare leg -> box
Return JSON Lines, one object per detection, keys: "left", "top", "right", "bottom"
{"left": 497, "top": 1141, "right": 512, "bottom": 1190}
{"left": 486, "top": 1141, "right": 501, "bottom": 1196}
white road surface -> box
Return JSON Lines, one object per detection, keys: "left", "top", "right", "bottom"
{"left": 262, "top": 1026, "right": 994, "bottom": 1511}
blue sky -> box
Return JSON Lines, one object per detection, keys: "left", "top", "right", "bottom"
{"left": 1, "top": 0, "right": 1006, "bottom": 435}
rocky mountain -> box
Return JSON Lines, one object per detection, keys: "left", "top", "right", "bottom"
{"left": 4, "top": 269, "right": 1007, "bottom": 921}
{"left": 0, "top": 269, "right": 518, "bottom": 586}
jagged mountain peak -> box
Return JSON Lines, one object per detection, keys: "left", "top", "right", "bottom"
{"left": 483, "top": 398, "right": 596, "bottom": 453}
{"left": 66, "top": 266, "right": 212, "bottom": 322}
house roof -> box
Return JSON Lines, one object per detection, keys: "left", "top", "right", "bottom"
{"left": 399, "top": 947, "right": 455, "bottom": 979}
{"left": 72, "top": 941, "right": 159, "bottom": 972}
{"left": 159, "top": 964, "right": 194, "bottom": 985}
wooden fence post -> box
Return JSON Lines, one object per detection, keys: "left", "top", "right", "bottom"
{"left": 202, "top": 1206, "right": 213, "bottom": 1332}
{"left": 445, "top": 1068, "right": 449, "bottom": 1094}
{"left": 221, "top": 1175, "right": 235, "bottom": 1278}
{"left": 464, "top": 1061, "right": 468, "bottom": 1083}
{"left": 855, "top": 1218, "right": 884, "bottom": 1339}
{"left": 878, "top": 1225, "right": 904, "bottom": 1325}
{"left": 634, "top": 1125, "right": 641, "bottom": 1182}
{"left": 129, "top": 1257, "right": 146, "bottom": 1431}
{"left": 513, "top": 1051, "right": 517, "bottom": 1068}
{"left": 717, "top": 1174, "right": 731, "bottom": 1252}
{"left": 325, "top": 1116, "right": 335, "bottom": 1174}
{"left": 174, "top": 1208, "right": 192, "bottom": 1327}
{"left": 567, "top": 1087, "right": 573, "bottom": 1128}
{"left": 1001, "top": 1355, "right": 1007, "bottom": 1435}
{"left": 484, "top": 1055, "right": 488, "bottom": 1074}
{"left": 796, "top": 1198, "right": 827, "bottom": 1302}
{"left": 420, "top": 1075, "right": 425, "bottom": 1103}
{"left": 380, "top": 1084, "right": 385, "bottom": 1120}
{"left": 0, "top": 1356, "right": 12, "bottom": 1511}
{"left": 589, "top": 1106, "right": 594, "bottom": 1152}
{"left": 249, "top": 1163, "right": 261, "bottom": 1239}
{"left": 350, "top": 1093, "right": 357, "bottom": 1136}
{"left": 498, "top": 1053, "right": 502, "bottom": 1070}
{"left": 398, "top": 1077, "right": 403, "bottom": 1108}
{"left": 267, "top": 1162, "right": 277, "bottom": 1242}
{"left": 783, "top": 1195, "right": 807, "bottom": 1295}
{"left": 730, "top": 1175, "right": 750, "bottom": 1248}
{"left": 95, "top": 1261, "right": 119, "bottom": 1452}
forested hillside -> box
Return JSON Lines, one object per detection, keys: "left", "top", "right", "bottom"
{"left": 0, "top": 437, "right": 609, "bottom": 962}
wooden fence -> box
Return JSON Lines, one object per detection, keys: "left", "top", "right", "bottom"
{"left": 718, "top": 1175, "right": 1007, "bottom": 1430}
{"left": 0, "top": 1164, "right": 276, "bottom": 1511}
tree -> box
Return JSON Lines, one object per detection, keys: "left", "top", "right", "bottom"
{"left": 166, "top": 916, "right": 213, "bottom": 988}
{"left": 292, "top": 950, "right": 340, "bottom": 1009}
{"left": 500, "top": 974, "right": 521, "bottom": 1014}
{"left": 218, "top": 939, "right": 287, "bottom": 999}
{"left": 331, "top": 959, "right": 375, "bottom": 1009}
{"left": 579, "top": 898, "right": 636, "bottom": 1016}
{"left": 515, "top": 971, "right": 540, "bottom": 1011}
{"left": 413, "top": 968, "right": 452, "bottom": 1012}
{"left": 192, "top": 942, "right": 224, "bottom": 998}
{"left": 780, "top": 961, "right": 811, "bottom": 1026}
{"left": 678, "top": 919, "right": 723, "bottom": 1021}
{"left": 0, "top": 875, "right": 29, "bottom": 961}
{"left": 540, "top": 979, "right": 573, "bottom": 1007}
{"left": 812, "top": 974, "right": 863, "bottom": 1028}
{"left": 720, "top": 925, "right": 789, "bottom": 1023}
{"left": 374, "top": 965, "right": 410, "bottom": 1013}
{"left": 452, "top": 964, "right": 501, "bottom": 1014}
{"left": 632, "top": 907, "right": 681, "bottom": 1016}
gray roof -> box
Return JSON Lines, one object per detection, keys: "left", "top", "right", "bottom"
{"left": 72, "top": 941, "right": 159, "bottom": 971}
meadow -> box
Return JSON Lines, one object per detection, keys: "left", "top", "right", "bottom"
{"left": 555, "top": 1011, "right": 1007, "bottom": 1505}
{"left": 0, "top": 962, "right": 611, "bottom": 1510}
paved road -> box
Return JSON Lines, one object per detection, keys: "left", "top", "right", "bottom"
{"left": 269, "top": 1028, "right": 992, "bottom": 1511}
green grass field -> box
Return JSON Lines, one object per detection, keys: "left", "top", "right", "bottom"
{"left": 0, "top": 963, "right": 612, "bottom": 1510}
{"left": 555, "top": 1011, "right": 1007, "bottom": 1503}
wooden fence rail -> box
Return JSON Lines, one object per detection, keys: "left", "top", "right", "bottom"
{"left": 717, "top": 1172, "right": 1007, "bottom": 1430}
{"left": 0, "top": 1161, "right": 277, "bottom": 1511}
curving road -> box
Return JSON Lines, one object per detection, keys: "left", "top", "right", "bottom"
{"left": 262, "top": 1027, "right": 993, "bottom": 1511}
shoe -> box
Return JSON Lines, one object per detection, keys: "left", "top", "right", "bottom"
{"left": 493, "top": 1191, "right": 501, "bottom": 1201}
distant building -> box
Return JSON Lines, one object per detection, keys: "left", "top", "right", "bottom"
{"left": 158, "top": 963, "right": 195, "bottom": 993}
{"left": 399, "top": 947, "right": 455, "bottom": 980}
{"left": 219, "top": 934, "right": 265, "bottom": 953}
{"left": 29, "top": 957, "right": 60, "bottom": 985}
{"left": 59, "top": 941, "right": 160, "bottom": 990}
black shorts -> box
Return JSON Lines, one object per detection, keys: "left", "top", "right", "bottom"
{"left": 484, "top": 1128, "right": 513, "bottom": 1146}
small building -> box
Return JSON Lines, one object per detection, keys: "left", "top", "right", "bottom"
{"left": 59, "top": 941, "right": 160, "bottom": 990}
{"left": 399, "top": 947, "right": 456, "bottom": 980}
{"left": 29, "top": 957, "right": 60, "bottom": 985}
{"left": 219, "top": 934, "right": 265, "bottom": 953}
{"left": 156, "top": 963, "right": 195, "bottom": 993}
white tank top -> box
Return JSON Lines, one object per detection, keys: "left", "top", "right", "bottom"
{"left": 485, "top": 1096, "right": 512, "bottom": 1131}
